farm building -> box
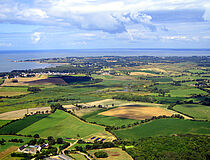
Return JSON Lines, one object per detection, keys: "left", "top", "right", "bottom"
{"left": 18, "top": 144, "right": 42, "bottom": 154}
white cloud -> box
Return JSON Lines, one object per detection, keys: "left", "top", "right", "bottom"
{"left": 31, "top": 32, "right": 41, "bottom": 43}
{"left": 0, "top": 42, "right": 12, "bottom": 47}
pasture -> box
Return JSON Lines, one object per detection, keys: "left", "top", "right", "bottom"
{"left": 0, "top": 135, "right": 32, "bottom": 152}
{"left": 0, "top": 120, "right": 10, "bottom": 127}
{"left": 0, "top": 86, "right": 29, "bottom": 97}
{"left": 18, "top": 110, "right": 114, "bottom": 139}
{"left": 174, "top": 104, "right": 210, "bottom": 120}
{"left": 82, "top": 109, "right": 141, "bottom": 127}
{"left": 113, "top": 119, "right": 210, "bottom": 141}
{"left": 88, "top": 148, "right": 133, "bottom": 160}
{"left": 0, "top": 114, "right": 48, "bottom": 134}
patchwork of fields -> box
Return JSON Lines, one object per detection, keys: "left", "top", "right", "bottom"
{"left": 0, "top": 58, "right": 209, "bottom": 159}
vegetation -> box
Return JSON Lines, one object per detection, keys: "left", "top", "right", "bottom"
{"left": 174, "top": 104, "right": 210, "bottom": 120}
{"left": 0, "top": 56, "right": 209, "bottom": 159}
{"left": 94, "top": 151, "right": 108, "bottom": 158}
{"left": 125, "top": 135, "right": 210, "bottom": 160}
{"left": 18, "top": 110, "right": 109, "bottom": 138}
{"left": 113, "top": 119, "right": 210, "bottom": 141}
{"left": 0, "top": 114, "right": 48, "bottom": 134}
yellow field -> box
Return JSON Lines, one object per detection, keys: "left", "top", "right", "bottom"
{"left": 2, "top": 75, "right": 48, "bottom": 86}
{"left": 130, "top": 72, "right": 158, "bottom": 76}
{"left": 88, "top": 148, "right": 133, "bottom": 160}
{"left": 0, "top": 107, "right": 51, "bottom": 120}
{"left": 99, "top": 106, "right": 173, "bottom": 120}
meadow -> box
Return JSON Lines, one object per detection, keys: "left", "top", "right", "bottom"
{"left": 0, "top": 120, "right": 11, "bottom": 127}
{"left": 0, "top": 114, "right": 48, "bottom": 134}
{"left": 113, "top": 119, "right": 210, "bottom": 141}
{"left": 0, "top": 86, "right": 29, "bottom": 96}
{"left": 0, "top": 135, "right": 32, "bottom": 152}
{"left": 174, "top": 104, "right": 210, "bottom": 120}
{"left": 18, "top": 110, "right": 112, "bottom": 139}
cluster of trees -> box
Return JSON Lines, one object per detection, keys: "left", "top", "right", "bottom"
{"left": 125, "top": 134, "right": 210, "bottom": 160}
{"left": 75, "top": 142, "right": 115, "bottom": 152}
{"left": 27, "top": 87, "right": 41, "bottom": 93}
{"left": 148, "top": 87, "right": 170, "bottom": 97}
{"left": 113, "top": 94, "right": 156, "bottom": 103}
{"left": 50, "top": 103, "right": 66, "bottom": 113}
{"left": 8, "top": 138, "right": 24, "bottom": 143}
{"left": 94, "top": 151, "right": 108, "bottom": 158}
{"left": 0, "top": 138, "right": 6, "bottom": 145}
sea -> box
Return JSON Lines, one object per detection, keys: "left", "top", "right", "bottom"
{"left": 0, "top": 48, "right": 210, "bottom": 72}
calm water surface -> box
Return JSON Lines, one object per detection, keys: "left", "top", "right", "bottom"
{"left": 0, "top": 49, "right": 209, "bottom": 72}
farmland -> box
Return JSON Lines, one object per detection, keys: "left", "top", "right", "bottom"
{"left": 99, "top": 106, "right": 173, "bottom": 120}
{"left": 0, "top": 114, "right": 48, "bottom": 134}
{"left": 0, "top": 135, "right": 33, "bottom": 152}
{"left": 88, "top": 148, "right": 133, "bottom": 160}
{"left": 0, "top": 56, "right": 209, "bottom": 159}
{"left": 113, "top": 119, "right": 210, "bottom": 141}
{"left": 174, "top": 104, "right": 210, "bottom": 120}
{"left": 18, "top": 110, "right": 114, "bottom": 139}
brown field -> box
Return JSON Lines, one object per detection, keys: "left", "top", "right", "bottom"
{"left": 2, "top": 75, "right": 67, "bottom": 86}
{"left": 25, "top": 77, "right": 67, "bottom": 85}
{"left": 88, "top": 148, "right": 133, "bottom": 160}
{"left": 99, "top": 106, "right": 173, "bottom": 120}
{"left": 0, "top": 107, "right": 51, "bottom": 120}
{"left": 2, "top": 75, "right": 47, "bottom": 86}
{"left": 0, "top": 91, "right": 29, "bottom": 97}
{"left": 0, "top": 146, "right": 18, "bottom": 159}
{"left": 130, "top": 72, "right": 158, "bottom": 76}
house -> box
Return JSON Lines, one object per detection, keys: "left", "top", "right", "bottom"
{"left": 45, "top": 154, "right": 73, "bottom": 160}
{"left": 17, "top": 144, "right": 42, "bottom": 154}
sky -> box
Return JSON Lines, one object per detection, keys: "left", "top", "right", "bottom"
{"left": 0, "top": 0, "right": 210, "bottom": 50}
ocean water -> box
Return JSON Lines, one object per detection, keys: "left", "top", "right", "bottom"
{"left": 0, "top": 49, "right": 209, "bottom": 72}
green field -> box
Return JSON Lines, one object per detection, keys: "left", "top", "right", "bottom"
{"left": 113, "top": 119, "right": 210, "bottom": 141}
{"left": 69, "top": 154, "right": 86, "bottom": 160}
{"left": 0, "top": 120, "right": 10, "bottom": 127}
{"left": 174, "top": 104, "right": 210, "bottom": 120}
{"left": 170, "top": 88, "right": 208, "bottom": 97}
{"left": 0, "top": 86, "right": 29, "bottom": 97}
{"left": 0, "top": 135, "right": 32, "bottom": 152}
{"left": 0, "top": 114, "right": 48, "bottom": 134}
{"left": 18, "top": 110, "right": 109, "bottom": 138}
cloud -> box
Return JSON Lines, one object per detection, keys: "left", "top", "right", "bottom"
{"left": 203, "top": 3, "right": 210, "bottom": 21}
{"left": 31, "top": 32, "right": 41, "bottom": 43}
{"left": 0, "top": 42, "right": 12, "bottom": 47}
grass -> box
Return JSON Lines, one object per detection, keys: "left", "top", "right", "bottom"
{"left": 0, "top": 114, "right": 48, "bottom": 134}
{"left": 0, "top": 86, "right": 29, "bottom": 97}
{"left": 82, "top": 108, "right": 141, "bottom": 127}
{"left": 113, "top": 119, "right": 210, "bottom": 141}
{"left": 88, "top": 148, "right": 133, "bottom": 160}
{"left": 69, "top": 153, "right": 87, "bottom": 160}
{"left": 18, "top": 110, "right": 110, "bottom": 139}
{"left": 170, "top": 88, "right": 208, "bottom": 97}
{"left": 0, "top": 135, "right": 32, "bottom": 152}
{"left": 0, "top": 120, "right": 10, "bottom": 127}
{"left": 174, "top": 104, "right": 210, "bottom": 120}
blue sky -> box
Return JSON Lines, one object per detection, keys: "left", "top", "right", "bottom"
{"left": 0, "top": 0, "right": 210, "bottom": 50}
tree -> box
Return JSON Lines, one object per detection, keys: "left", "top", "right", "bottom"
{"left": 57, "top": 138, "right": 63, "bottom": 144}
{"left": 34, "top": 134, "right": 40, "bottom": 138}
{"left": 94, "top": 151, "right": 108, "bottom": 158}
